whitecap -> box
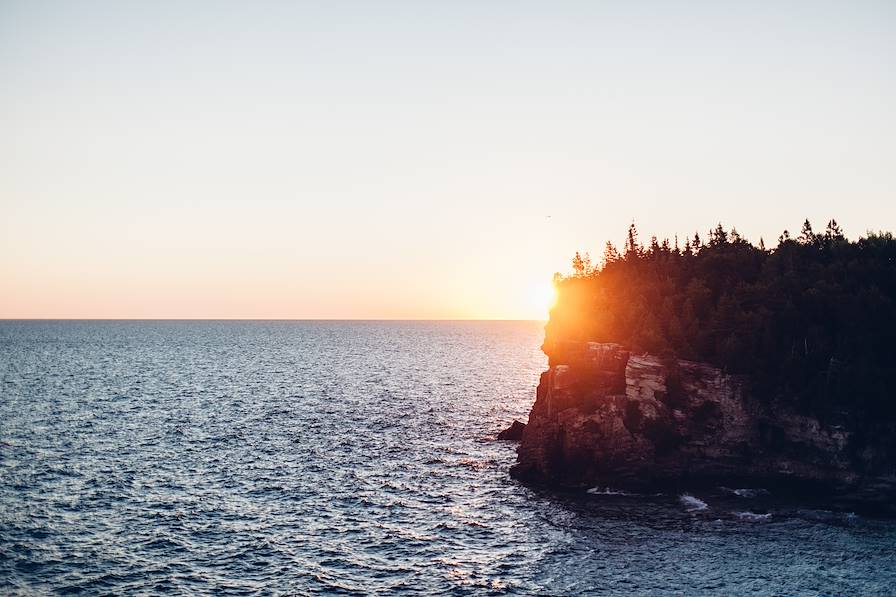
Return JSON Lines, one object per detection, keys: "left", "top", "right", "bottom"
{"left": 679, "top": 494, "right": 709, "bottom": 511}
{"left": 719, "top": 487, "right": 770, "bottom": 498}
{"left": 734, "top": 511, "right": 772, "bottom": 521}
{"left": 733, "top": 488, "right": 770, "bottom": 498}
{"left": 796, "top": 509, "right": 859, "bottom": 524}
{"left": 587, "top": 486, "right": 634, "bottom": 496}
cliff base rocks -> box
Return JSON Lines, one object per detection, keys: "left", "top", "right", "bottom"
{"left": 498, "top": 420, "right": 526, "bottom": 441}
{"left": 511, "top": 342, "right": 896, "bottom": 514}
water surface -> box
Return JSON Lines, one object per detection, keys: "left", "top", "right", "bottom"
{"left": 1, "top": 321, "right": 894, "bottom": 594}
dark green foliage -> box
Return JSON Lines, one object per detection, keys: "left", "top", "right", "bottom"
{"left": 548, "top": 222, "right": 896, "bottom": 422}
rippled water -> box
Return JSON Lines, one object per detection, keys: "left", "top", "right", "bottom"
{"left": 2, "top": 321, "right": 895, "bottom": 595}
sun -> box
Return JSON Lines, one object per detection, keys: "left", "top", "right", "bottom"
{"left": 529, "top": 282, "right": 558, "bottom": 319}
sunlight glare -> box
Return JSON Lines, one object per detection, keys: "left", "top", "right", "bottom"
{"left": 530, "top": 283, "right": 558, "bottom": 319}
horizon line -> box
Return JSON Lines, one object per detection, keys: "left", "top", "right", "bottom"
{"left": 0, "top": 318, "right": 547, "bottom": 322}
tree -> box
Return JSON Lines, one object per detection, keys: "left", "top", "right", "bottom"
{"left": 825, "top": 219, "right": 844, "bottom": 242}
{"left": 798, "top": 219, "right": 816, "bottom": 245}
{"left": 625, "top": 222, "right": 641, "bottom": 259}
{"left": 582, "top": 252, "right": 593, "bottom": 275}
{"left": 709, "top": 223, "right": 728, "bottom": 246}
{"left": 571, "top": 252, "right": 585, "bottom": 276}
{"left": 602, "top": 241, "right": 621, "bottom": 266}
{"left": 778, "top": 229, "right": 791, "bottom": 245}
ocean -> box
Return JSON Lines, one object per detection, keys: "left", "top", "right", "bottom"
{"left": 1, "top": 321, "right": 894, "bottom": 595}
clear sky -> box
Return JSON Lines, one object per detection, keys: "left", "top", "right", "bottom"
{"left": 2, "top": 2, "right": 894, "bottom": 319}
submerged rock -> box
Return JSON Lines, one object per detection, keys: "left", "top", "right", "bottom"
{"left": 511, "top": 342, "right": 896, "bottom": 514}
{"left": 498, "top": 420, "right": 526, "bottom": 441}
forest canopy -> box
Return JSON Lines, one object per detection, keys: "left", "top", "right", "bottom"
{"left": 547, "top": 220, "right": 896, "bottom": 418}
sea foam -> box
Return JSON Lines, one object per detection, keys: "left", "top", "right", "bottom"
{"left": 587, "top": 487, "right": 634, "bottom": 496}
{"left": 719, "top": 487, "right": 771, "bottom": 498}
{"left": 679, "top": 494, "right": 709, "bottom": 511}
{"left": 734, "top": 511, "right": 772, "bottom": 521}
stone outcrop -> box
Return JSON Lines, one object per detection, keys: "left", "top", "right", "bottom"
{"left": 498, "top": 420, "right": 527, "bottom": 441}
{"left": 511, "top": 342, "right": 896, "bottom": 512}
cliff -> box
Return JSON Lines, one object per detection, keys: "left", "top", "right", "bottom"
{"left": 511, "top": 341, "right": 896, "bottom": 513}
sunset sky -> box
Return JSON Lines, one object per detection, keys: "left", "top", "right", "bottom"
{"left": 2, "top": 2, "right": 895, "bottom": 319}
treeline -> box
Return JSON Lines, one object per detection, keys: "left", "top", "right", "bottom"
{"left": 547, "top": 219, "right": 896, "bottom": 420}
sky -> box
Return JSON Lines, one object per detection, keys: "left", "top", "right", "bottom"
{"left": 1, "top": 1, "right": 894, "bottom": 319}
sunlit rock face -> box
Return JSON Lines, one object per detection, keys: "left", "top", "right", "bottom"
{"left": 511, "top": 342, "right": 894, "bottom": 511}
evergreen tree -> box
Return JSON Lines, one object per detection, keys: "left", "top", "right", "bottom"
{"left": 798, "top": 219, "right": 816, "bottom": 245}
{"left": 709, "top": 223, "right": 728, "bottom": 246}
{"left": 571, "top": 252, "right": 584, "bottom": 276}
{"left": 582, "top": 252, "right": 593, "bottom": 275}
{"left": 602, "top": 241, "right": 621, "bottom": 266}
{"left": 825, "top": 219, "right": 844, "bottom": 241}
{"left": 625, "top": 222, "right": 641, "bottom": 259}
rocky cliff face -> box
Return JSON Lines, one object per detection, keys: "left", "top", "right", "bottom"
{"left": 511, "top": 341, "right": 895, "bottom": 511}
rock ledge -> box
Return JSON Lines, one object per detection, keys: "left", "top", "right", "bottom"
{"left": 511, "top": 342, "right": 895, "bottom": 513}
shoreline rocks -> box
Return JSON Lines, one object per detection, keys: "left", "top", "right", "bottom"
{"left": 511, "top": 342, "right": 896, "bottom": 515}
{"left": 498, "top": 420, "right": 526, "bottom": 441}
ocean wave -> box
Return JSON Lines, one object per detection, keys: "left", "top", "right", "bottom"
{"left": 587, "top": 487, "right": 635, "bottom": 496}
{"left": 680, "top": 494, "right": 709, "bottom": 511}
{"left": 796, "top": 509, "right": 860, "bottom": 524}
{"left": 734, "top": 511, "right": 772, "bottom": 521}
{"left": 719, "top": 487, "right": 770, "bottom": 498}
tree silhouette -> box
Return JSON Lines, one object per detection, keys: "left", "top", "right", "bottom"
{"left": 798, "top": 219, "right": 816, "bottom": 245}
{"left": 825, "top": 219, "right": 844, "bottom": 241}
{"left": 547, "top": 219, "right": 896, "bottom": 444}
{"left": 602, "top": 241, "right": 621, "bottom": 266}
{"left": 625, "top": 222, "right": 641, "bottom": 258}
{"left": 571, "top": 251, "right": 585, "bottom": 277}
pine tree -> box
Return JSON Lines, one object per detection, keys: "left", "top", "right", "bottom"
{"left": 602, "top": 241, "right": 621, "bottom": 267}
{"left": 571, "top": 252, "right": 585, "bottom": 276}
{"left": 625, "top": 222, "right": 641, "bottom": 258}
{"left": 798, "top": 219, "right": 815, "bottom": 245}
{"left": 709, "top": 223, "right": 728, "bottom": 246}
{"left": 825, "top": 219, "right": 844, "bottom": 241}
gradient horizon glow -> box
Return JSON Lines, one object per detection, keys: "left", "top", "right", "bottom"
{"left": 2, "top": 2, "right": 894, "bottom": 319}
